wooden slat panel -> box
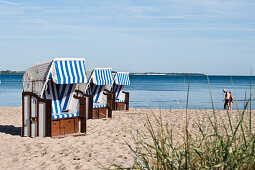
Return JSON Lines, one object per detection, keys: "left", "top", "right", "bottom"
{"left": 99, "top": 107, "right": 107, "bottom": 118}
{"left": 117, "top": 103, "right": 125, "bottom": 111}
{"left": 64, "top": 119, "right": 75, "bottom": 134}
{"left": 52, "top": 120, "right": 60, "bottom": 137}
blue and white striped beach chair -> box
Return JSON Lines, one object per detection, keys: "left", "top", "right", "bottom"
{"left": 22, "top": 58, "right": 89, "bottom": 137}
{"left": 85, "top": 68, "right": 114, "bottom": 119}
{"left": 110, "top": 72, "right": 130, "bottom": 110}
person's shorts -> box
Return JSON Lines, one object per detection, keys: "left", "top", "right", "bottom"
{"left": 225, "top": 99, "right": 230, "bottom": 105}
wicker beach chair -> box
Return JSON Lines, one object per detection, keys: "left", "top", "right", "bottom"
{"left": 84, "top": 68, "right": 114, "bottom": 119}
{"left": 110, "top": 72, "right": 130, "bottom": 111}
{"left": 22, "top": 58, "right": 89, "bottom": 137}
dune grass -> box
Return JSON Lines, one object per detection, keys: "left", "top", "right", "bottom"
{"left": 115, "top": 76, "right": 255, "bottom": 169}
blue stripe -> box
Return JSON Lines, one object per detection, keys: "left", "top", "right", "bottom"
{"left": 64, "top": 61, "right": 70, "bottom": 84}
{"left": 52, "top": 60, "right": 87, "bottom": 84}
{"left": 59, "top": 61, "right": 66, "bottom": 84}
{"left": 115, "top": 85, "right": 122, "bottom": 99}
{"left": 102, "top": 69, "right": 106, "bottom": 85}
{"left": 54, "top": 62, "right": 61, "bottom": 83}
{"left": 92, "top": 69, "right": 112, "bottom": 85}
{"left": 52, "top": 113, "right": 79, "bottom": 119}
{"left": 94, "top": 85, "right": 103, "bottom": 103}
{"left": 93, "top": 104, "right": 107, "bottom": 108}
{"left": 74, "top": 61, "right": 80, "bottom": 83}
{"left": 59, "top": 84, "right": 67, "bottom": 100}
{"left": 48, "top": 72, "right": 53, "bottom": 79}
{"left": 62, "top": 84, "right": 73, "bottom": 110}
{"left": 70, "top": 61, "right": 76, "bottom": 83}
{"left": 115, "top": 73, "right": 130, "bottom": 85}
{"left": 78, "top": 61, "right": 84, "bottom": 83}
{"left": 95, "top": 70, "right": 99, "bottom": 85}
{"left": 50, "top": 80, "right": 60, "bottom": 113}
{"left": 43, "top": 92, "right": 46, "bottom": 99}
{"left": 116, "top": 100, "right": 125, "bottom": 103}
{"left": 81, "top": 61, "right": 86, "bottom": 83}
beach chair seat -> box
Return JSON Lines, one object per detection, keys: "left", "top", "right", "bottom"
{"left": 93, "top": 104, "right": 107, "bottom": 108}
{"left": 115, "top": 100, "right": 125, "bottom": 103}
{"left": 52, "top": 112, "right": 79, "bottom": 119}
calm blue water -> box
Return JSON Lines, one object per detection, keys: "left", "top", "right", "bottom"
{"left": 0, "top": 74, "right": 254, "bottom": 110}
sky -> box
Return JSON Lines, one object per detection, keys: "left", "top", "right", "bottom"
{"left": 0, "top": 0, "right": 255, "bottom": 75}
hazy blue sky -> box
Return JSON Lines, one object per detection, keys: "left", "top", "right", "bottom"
{"left": 0, "top": 0, "right": 254, "bottom": 75}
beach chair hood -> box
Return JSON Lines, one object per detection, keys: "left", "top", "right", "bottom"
{"left": 23, "top": 58, "right": 87, "bottom": 97}
{"left": 90, "top": 68, "right": 113, "bottom": 85}
{"left": 114, "top": 72, "right": 130, "bottom": 85}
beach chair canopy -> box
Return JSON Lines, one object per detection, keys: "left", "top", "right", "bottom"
{"left": 91, "top": 68, "right": 113, "bottom": 85}
{"left": 114, "top": 72, "right": 130, "bottom": 85}
{"left": 86, "top": 68, "right": 113, "bottom": 108}
{"left": 111, "top": 72, "right": 130, "bottom": 102}
{"left": 23, "top": 58, "right": 87, "bottom": 97}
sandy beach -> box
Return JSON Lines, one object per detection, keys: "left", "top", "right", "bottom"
{"left": 0, "top": 107, "right": 254, "bottom": 169}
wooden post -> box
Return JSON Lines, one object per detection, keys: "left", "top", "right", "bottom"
{"left": 88, "top": 95, "right": 93, "bottom": 119}
{"left": 79, "top": 98, "right": 86, "bottom": 133}
{"left": 22, "top": 92, "right": 25, "bottom": 137}
{"left": 112, "top": 92, "right": 116, "bottom": 111}
{"left": 45, "top": 100, "right": 52, "bottom": 137}
{"left": 107, "top": 93, "right": 113, "bottom": 118}
{"left": 125, "top": 92, "right": 129, "bottom": 111}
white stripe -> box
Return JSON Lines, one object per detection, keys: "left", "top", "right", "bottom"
{"left": 62, "top": 61, "right": 68, "bottom": 84}
{"left": 53, "top": 82, "right": 61, "bottom": 113}
{"left": 97, "top": 70, "right": 101, "bottom": 85}
{"left": 77, "top": 61, "right": 82, "bottom": 84}
{"left": 71, "top": 61, "right": 78, "bottom": 83}
{"left": 57, "top": 61, "right": 64, "bottom": 84}
{"left": 80, "top": 61, "right": 86, "bottom": 83}
{"left": 106, "top": 69, "right": 110, "bottom": 84}
{"left": 67, "top": 61, "right": 73, "bottom": 83}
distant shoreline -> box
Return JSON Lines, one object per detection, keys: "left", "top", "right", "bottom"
{"left": 0, "top": 70, "right": 205, "bottom": 76}
{"left": 130, "top": 73, "right": 205, "bottom": 76}
{"left": 0, "top": 71, "right": 253, "bottom": 77}
{"left": 0, "top": 71, "right": 25, "bottom": 75}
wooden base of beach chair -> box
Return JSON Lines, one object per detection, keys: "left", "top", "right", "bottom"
{"left": 52, "top": 117, "right": 79, "bottom": 137}
{"left": 113, "top": 92, "right": 129, "bottom": 111}
{"left": 92, "top": 108, "right": 107, "bottom": 119}
{"left": 22, "top": 91, "right": 87, "bottom": 138}
{"left": 116, "top": 102, "right": 125, "bottom": 110}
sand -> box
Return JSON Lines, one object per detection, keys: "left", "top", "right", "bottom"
{"left": 0, "top": 107, "right": 254, "bottom": 169}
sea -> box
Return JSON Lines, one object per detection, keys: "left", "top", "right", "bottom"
{"left": 0, "top": 74, "right": 254, "bottom": 110}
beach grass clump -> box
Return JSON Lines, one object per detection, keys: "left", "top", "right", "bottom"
{"left": 116, "top": 98, "right": 255, "bottom": 169}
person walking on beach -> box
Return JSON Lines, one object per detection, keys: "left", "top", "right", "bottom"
{"left": 223, "top": 89, "right": 231, "bottom": 110}
{"left": 229, "top": 92, "right": 234, "bottom": 110}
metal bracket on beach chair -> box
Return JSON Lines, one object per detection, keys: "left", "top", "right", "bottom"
{"left": 30, "top": 117, "right": 38, "bottom": 122}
